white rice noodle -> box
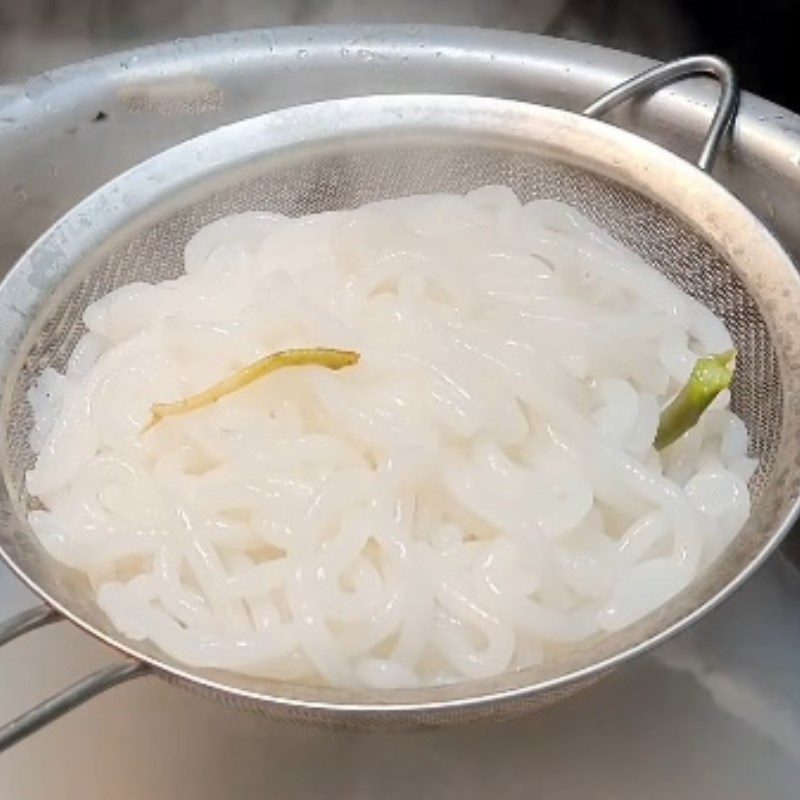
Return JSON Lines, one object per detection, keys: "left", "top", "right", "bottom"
{"left": 26, "top": 188, "right": 755, "bottom": 688}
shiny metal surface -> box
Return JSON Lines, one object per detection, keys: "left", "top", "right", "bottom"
{"left": 1, "top": 25, "right": 799, "bottom": 796}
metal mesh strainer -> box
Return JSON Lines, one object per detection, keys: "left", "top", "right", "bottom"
{"left": 1, "top": 55, "right": 800, "bottom": 745}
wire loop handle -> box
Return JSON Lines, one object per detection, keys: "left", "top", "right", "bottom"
{"left": 0, "top": 605, "right": 148, "bottom": 752}
{"left": 583, "top": 55, "right": 739, "bottom": 172}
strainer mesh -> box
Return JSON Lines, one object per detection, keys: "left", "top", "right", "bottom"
{"left": 6, "top": 145, "right": 780, "bottom": 513}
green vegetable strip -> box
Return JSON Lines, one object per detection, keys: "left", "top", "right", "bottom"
{"left": 654, "top": 349, "right": 736, "bottom": 451}
{"left": 143, "top": 347, "right": 360, "bottom": 432}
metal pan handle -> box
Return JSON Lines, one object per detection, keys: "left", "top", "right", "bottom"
{"left": 0, "top": 604, "right": 147, "bottom": 751}
{"left": 583, "top": 54, "right": 740, "bottom": 173}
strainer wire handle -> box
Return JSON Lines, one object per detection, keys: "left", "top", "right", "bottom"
{"left": 0, "top": 604, "right": 148, "bottom": 752}
{"left": 0, "top": 604, "right": 59, "bottom": 646}
{"left": 583, "top": 55, "right": 740, "bottom": 173}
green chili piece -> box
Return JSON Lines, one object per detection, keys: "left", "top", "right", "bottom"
{"left": 654, "top": 349, "right": 736, "bottom": 451}
{"left": 143, "top": 347, "right": 360, "bottom": 432}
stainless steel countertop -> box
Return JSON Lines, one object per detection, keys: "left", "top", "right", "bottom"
{"left": 1, "top": 27, "right": 799, "bottom": 798}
